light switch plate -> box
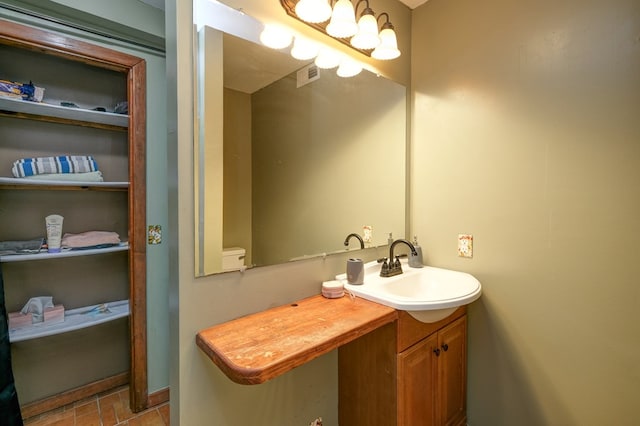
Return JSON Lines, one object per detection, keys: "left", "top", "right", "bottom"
{"left": 458, "top": 234, "right": 473, "bottom": 258}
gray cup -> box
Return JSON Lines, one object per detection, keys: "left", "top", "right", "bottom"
{"left": 346, "top": 258, "right": 364, "bottom": 285}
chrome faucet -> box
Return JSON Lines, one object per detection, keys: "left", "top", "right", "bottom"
{"left": 344, "top": 233, "right": 365, "bottom": 249}
{"left": 380, "top": 239, "right": 418, "bottom": 277}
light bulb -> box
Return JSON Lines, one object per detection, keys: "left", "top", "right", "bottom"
{"left": 351, "top": 12, "right": 380, "bottom": 50}
{"left": 259, "top": 25, "right": 293, "bottom": 50}
{"left": 326, "top": 0, "right": 358, "bottom": 38}
{"left": 314, "top": 48, "right": 341, "bottom": 69}
{"left": 294, "top": 0, "right": 332, "bottom": 23}
{"left": 291, "top": 37, "right": 320, "bottom": 61}
{"left": 337, "top": 58, "right": 362, "bottom": 78}
{"left": 371, "top": 27, "right": 400, "bottom": 60}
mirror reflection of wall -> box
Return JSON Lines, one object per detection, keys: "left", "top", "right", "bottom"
{"left": 195, "top": 2, "right": 407, "bottom": 276}
{"left": 222, "top": 33, "right": 406, "bottom": 268}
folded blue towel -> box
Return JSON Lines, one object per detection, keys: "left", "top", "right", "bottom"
{"left": 11, "top": 156, "right": 99, "bottom": 178}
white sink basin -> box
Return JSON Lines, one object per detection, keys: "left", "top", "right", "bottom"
{"left": 336, "top": 258, "right": 482, "bottom": 323}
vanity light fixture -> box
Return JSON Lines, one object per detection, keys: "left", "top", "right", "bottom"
{"left": 350, "top": 0, "right": 380, "bottom": 50}
{"left": 371, "top": 13, "right": 400, "bottom": 60}
{"left": 294, "top": 0, "right": 332, "bottom": 23}
{"left": 280, "top": 0, "right": 400, "bottom": 60}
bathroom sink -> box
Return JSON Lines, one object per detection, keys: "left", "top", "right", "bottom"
{"left": 336, "top": 258, "right": 482, "bottom": 323}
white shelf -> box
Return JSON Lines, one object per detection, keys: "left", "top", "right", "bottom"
{"left": 0, "top": 97, "right": 129, "bottom": 128}
{"left": 9, "top": 300, "right": 129, "bottom": 343}
{"left": 0, "top": 177, "right": 129, "bottom": 188}
{"left": 0, "top": 244, "right": 129, "bottom": 263}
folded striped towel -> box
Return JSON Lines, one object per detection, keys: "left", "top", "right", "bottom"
{"left": 11, "top": 156, "right": 99, "bottom": 178}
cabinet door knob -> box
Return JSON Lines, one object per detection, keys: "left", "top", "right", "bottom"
{"left": 441, "top": 343, "right": 449, "bottom": 352}
{"left": 433, "top": 348, "right": 440, "bottom": 356}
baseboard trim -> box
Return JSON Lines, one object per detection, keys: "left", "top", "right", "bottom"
{"left": 20, "top": 372, "right": 129, "bottom": 420}
{"left": 147, "top": 386, "right": 170, "bottom": 407}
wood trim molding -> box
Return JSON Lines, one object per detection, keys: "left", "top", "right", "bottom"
{"left": 128, "top": 52, "right": 148, "bottom": 415}
{"left": 21, "top": 373, "right": 129, "bottom": 420}
{"left": 0, "top": 19, "right": 143, "bottom": 70}
{"left": 147, "top": 387, "right": 170, "bottom": 408}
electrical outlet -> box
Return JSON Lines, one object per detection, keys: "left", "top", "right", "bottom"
{"left": 362, "top": 225, "right": 372, "bottom": 243}
{"left": 148, "top": 225, "right": 162, "bottom": 244}
{"left": 458, "top": 234, "right": 473, "bottom": 258}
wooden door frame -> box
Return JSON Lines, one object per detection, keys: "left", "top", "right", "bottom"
{"left": 0, "top": 19, "right": 148, "bottom": 414}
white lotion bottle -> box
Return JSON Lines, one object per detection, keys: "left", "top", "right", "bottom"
{"left": 45, "top": 214, "right": 64, "bottom": 253}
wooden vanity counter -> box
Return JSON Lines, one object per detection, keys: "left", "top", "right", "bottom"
{"left": 196, "top": 294, "right": 397, "bottom": 385}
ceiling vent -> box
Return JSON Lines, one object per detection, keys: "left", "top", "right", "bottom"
{"left": 296, "top": 63, "right": 320, "bottom": 88}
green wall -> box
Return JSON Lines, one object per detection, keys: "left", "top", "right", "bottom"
{"left": 411, "top": 0, "right": 640, "bottom": 424}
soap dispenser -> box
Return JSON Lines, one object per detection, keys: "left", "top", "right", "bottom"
{"left": 408, "top": 235, "right": 424, "bottom": 268}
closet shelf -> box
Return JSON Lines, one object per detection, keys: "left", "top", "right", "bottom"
{"left": 9, "top": 299, "right": 130, "bottom": 343}
{"left": 0, "top": 97, "right": 128, "bottom": 130}
{"left": 0, "top": 244, "right": 128, "bottom": 263}
{"left": 0, "top": 177, "right": 129, "bottom": 191}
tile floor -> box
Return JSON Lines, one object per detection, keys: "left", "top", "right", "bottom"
{"left": 23, "top": 386, "right": 169, "bottom": 426}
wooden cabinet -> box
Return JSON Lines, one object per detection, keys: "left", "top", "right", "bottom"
{"left": 398, "top": 332, "right": 438, "bottom": 425}
{"left": 435, "top": 316, "right": 467, "bottom": 426}
{"left": 0, "top": 20, "right": 147, "bottom": 418}
{"left": 398, "top": 315, "right": 467, "bottom": 426}
{"left": 339, "top": 307, "right": 467, "bottom": 426}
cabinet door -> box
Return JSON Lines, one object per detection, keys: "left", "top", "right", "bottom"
{"left": 398, "top": 333, "right": 438, "bottom": 426}
{"left": 437, "top": 315, "right": 467, "bottom": 426}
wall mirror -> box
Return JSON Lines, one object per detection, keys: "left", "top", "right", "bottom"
{"left": 194, "top": 0, "right": 407, "bottom": 276}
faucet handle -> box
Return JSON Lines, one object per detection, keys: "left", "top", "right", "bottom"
{"left": 380, "top": 258, "right": 389, "bottom": 275}
{"left": 393, "top": 256, "right": 403, "bottom": 274}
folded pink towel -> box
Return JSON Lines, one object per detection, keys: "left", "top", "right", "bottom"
{"left": 61, "top": 231, "right": 120, "bottom": 248}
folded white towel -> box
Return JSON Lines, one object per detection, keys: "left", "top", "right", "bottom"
{"left": 23, "top": 171, "right": 104, "bottom": 182}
